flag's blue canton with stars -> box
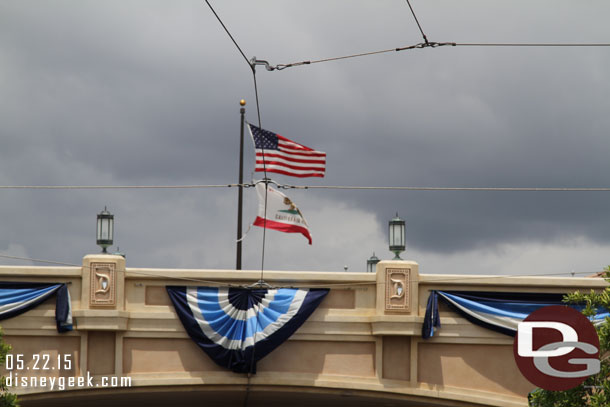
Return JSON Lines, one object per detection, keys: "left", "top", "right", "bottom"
{"left": 250, "top": 125, "right": 278, "bottom": 150}
{"left": 247, "top": 123, "right": 326, "bottom": 178}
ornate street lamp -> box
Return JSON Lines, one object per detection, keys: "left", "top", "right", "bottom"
{"left": 367, "top": 252, "right": 380, "bottom": 273}
{"left": 96, "top": 207, "right": 114, "bottom": 253}
{"left": 388, "top": 213, "right": 405, "bottom": 260}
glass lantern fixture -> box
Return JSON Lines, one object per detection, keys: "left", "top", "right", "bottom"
{"left": 367, "top": 252, "right": 380, "bottom": 273}
{"left": 96, "top": 207, "right": 114, "bottom": 253}
{"left": 388, "top": 213, "right": 405, "bottom": 260}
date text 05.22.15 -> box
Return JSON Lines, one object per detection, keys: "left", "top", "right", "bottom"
{"left": 5, "top": 354, "right": 72, "bottom": 371}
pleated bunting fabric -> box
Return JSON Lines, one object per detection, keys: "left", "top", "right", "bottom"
{"left": 422, "top": 290, "right": 609, "bottom": 339}
{"left": 166, "top": 286, "right": 329, "bottom": 373}
{"left": 0, "top": 282, "right": 73, "bottom": 332}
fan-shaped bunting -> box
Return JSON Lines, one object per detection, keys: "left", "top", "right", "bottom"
{"left": 166, "top": 286, "right": 328, "bottom": 373}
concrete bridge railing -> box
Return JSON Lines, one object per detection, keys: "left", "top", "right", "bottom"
{"left": 1, "top": 254, "right": 606, "bottom": 407}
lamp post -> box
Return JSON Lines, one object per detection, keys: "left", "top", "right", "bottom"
{"left": 389, "top": 213, "right": 405, "bottom": 260}
{"left": 367, "top": 252, "right": 380, "bottom": 273}
{"left": 96, "top": 207, "right": 114, "bottom": 253}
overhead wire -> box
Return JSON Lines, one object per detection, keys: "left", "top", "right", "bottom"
{"left": 269, "top": 42, "right": 610, "bottom": 71}
{"left": 272, "top": 0, "right": 435, "bottom": 70}
{"left": 456, "top": 42, "right": 610, "bottom": 47}
{"left": 404, "top": 0, "right": 429, "bottom": 44}
{"left": 274, "top": 41, "right": 455, "bottom": 70}
{"left": 202, "top": 1, "right": 271, "bottom": 288}
{"left": 5, "top": 184, "right": 610, "bottom": 192}
{"left": 201, "top": 3, "right": 270, "bottom": 395}
{"left": 203, "top": 0, "right": 263, "bottom": 126}
{"left": 203, "top": 0, "right": 250, "bottom": 66}
{"left": 0, "top": 184, "right": 242, "bottom": 190}
{"left": 279, "top": 185, "right": 610, "bottom": 192}
{"left": 0, "top": 254, "right": 80, "bottom": 268}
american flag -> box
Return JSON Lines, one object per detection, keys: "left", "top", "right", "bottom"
{"left": 248, "top": 123, "right": 326, "bottom": 178}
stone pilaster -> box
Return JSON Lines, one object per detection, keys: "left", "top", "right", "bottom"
{"left": 75, "top": 254, "right": 128, "bottom": 330}
{"left": 376, "top": 260, "right": 419, "bottom": 315}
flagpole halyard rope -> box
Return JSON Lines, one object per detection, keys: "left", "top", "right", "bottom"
{"left": 260, "top": 179, "right": 269, "bottom": 284}
{"left": 247, "top": 64, "right": 270, "bottom": 287}
{"left": 248, "top": 61, "right": 268, "bottom": 403}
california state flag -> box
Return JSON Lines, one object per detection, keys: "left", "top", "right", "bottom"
{"left": 253, "top": 182, "right": 312, "bottom": 245}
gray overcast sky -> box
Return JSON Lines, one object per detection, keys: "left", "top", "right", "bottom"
{"left": 1, "top": 1, "right": 610, "bottom": 275}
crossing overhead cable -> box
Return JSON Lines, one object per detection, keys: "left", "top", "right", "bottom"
{"left": 262, "top": 41, "right": 610, "bottom": 71}
{"left": 202, "top": 2, "right": 271, "bottom": 292}
{"left": 0, "top": 184, "right": 245, "bottom": 190}
{"left": 4, "top": 184, "right": 610, "bottom": 192}
{"left": 273, "top": 41, "right": 456, "bottom": 70}
{"left": 203, "top": 0, "right": 250, "bottom": 66}
{"left": 404, "top": 0, "right": 430, "bottom": 44}
{"left": 280, "top": 185, "right": 610, "bottom": 192}
{"left": 456, "top": 42, "right": 610, "bottom": 47}
{"left": 204, "top": 0, "right": 264, "bottom": 128}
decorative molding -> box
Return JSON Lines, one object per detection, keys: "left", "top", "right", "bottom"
{"left": 385, "top": 268, "right": 410, "bottom": 312}
{"left": 90, "top": 262, "right": 116, "bottom": 307}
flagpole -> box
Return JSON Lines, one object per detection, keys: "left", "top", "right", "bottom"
{"left": 236, "top": 99, "right": 246, "bottom": 270}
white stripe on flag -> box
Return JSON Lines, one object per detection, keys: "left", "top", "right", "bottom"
{"left": 255, "top": 150, "right": 326, "bottom": 164}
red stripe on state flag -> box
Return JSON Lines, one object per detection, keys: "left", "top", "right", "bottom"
{"left": 253, "top": 217, "right": 312, "bottom": 244}
{"left": 253, "top": 183, "right": 313, "bottom": 243}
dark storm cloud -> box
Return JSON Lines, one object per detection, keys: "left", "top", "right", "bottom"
{"left": 1, "top": 0, "right": 252, "bottom": 184}
{"left": 1, "top": 0, "right": 610, "bottom": 271}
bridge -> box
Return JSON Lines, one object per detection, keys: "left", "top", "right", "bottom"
{"left": 1, "top": 254, "right": 606, "bottom": 406}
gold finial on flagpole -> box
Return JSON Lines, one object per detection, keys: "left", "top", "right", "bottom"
{"left": 240, "top": 99, "right": 246, "bottom": 106}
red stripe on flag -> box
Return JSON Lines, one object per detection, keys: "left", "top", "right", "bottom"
{"left": 256, "top": 153, "right": 326, "bottom": 165}
{"left": 278, "top": 148, "right": 326, "bottom": 158}
{"left": 249, "top": 125, "right": 326, "bottom": 178}
{"left": 253, "top": 217, "right": 312, "bottom": 244}
{"left": 277, "top": 135, "right": 314, "bottom": 151}
{"left": 256, "top": 160, "right": 325, "bottom": 171}
{"left": 254, "top": 168, "right": 324, "bottom": 178}
{"left": 256, "top": 150, "right": 326, "bottom": 160}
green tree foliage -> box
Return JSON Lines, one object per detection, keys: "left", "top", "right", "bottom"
{"left": 0, "top": 328, "right": 18, "bottom": 407}
{"left": 529, "top": 267, "right": 610, "bottom": 407}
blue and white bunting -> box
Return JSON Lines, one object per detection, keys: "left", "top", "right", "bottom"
{"left": 0, "top": 282, "right": 73, "bottom": 332}
{"left": 422, "top": 290, "right": 609, "bottom": 339}
{"left": 166, "top": 286, "right": 328, "bottom": 373}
